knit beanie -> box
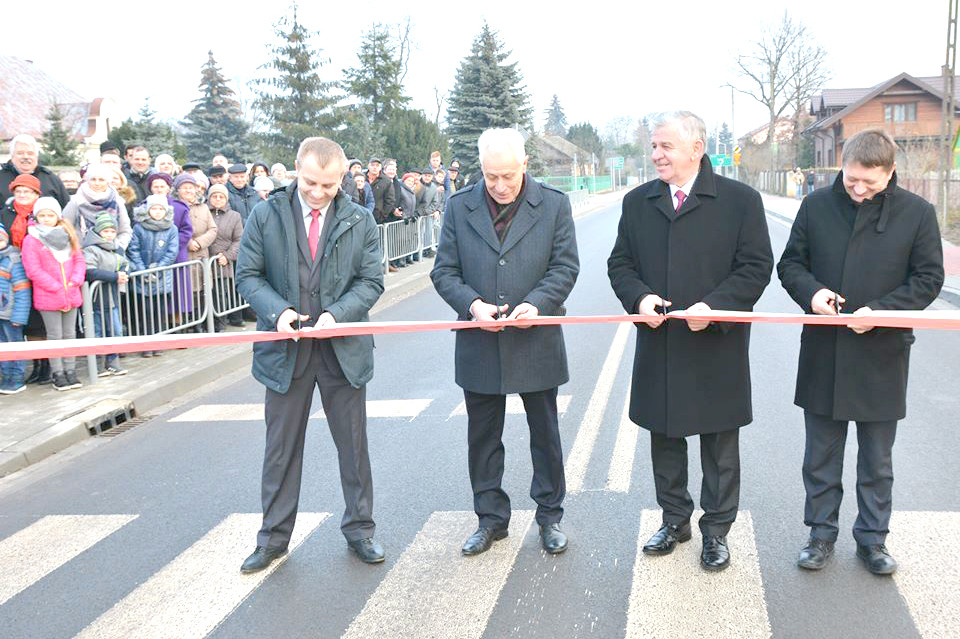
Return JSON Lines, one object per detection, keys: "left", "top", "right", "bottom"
{"left": 172, "top": 173, "right": 198, "bottom": 192}
{"left": 94, "top": 211, "right": 116, "bottom": 234}
{"left": 146, "top": 173, "right": 173, "bottom": 191}
{"left": 253, "top": 176, "right": 274, "bottom": 192}
{"left": 33, "top": 197, "right": 62, "bottom": 218}
{"left": 207, "top": 184, "right": 228, "bottom": 200}
{"left": 8, "top": 173, "right": 42, "bottom": 195}
{"left": 145, "top": 194, "right": 169, "bottom": 211}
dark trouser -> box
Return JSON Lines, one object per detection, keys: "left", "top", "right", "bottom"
{"left": 259, "top": 341, "right": 374, "bottom": 549}
{"left": 803, "top": 411, "right": 897, "bottom": 546}
{"left": 464, "top": 387, "right": 565, "bottom": 528}
{"left": 0, "top": 320, "right": 25, "bottom": 383}
{"left": 650, "top": 429, "right": 741, "bottom": 537}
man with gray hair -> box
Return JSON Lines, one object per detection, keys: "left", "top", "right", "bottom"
{"left": 608, "top": 111, "right": 773, "bottom": 571}
{"left": 236, "top": 136, "right": 386, "bottom": 573}
{"left": 1, "top": 134, "right": 70, "bottom": 206}
{"left": 778, "top": 128, "right": 943, "bottom": 575}
{"left": 432, "top": 128, "right": 579, "bottom": 556}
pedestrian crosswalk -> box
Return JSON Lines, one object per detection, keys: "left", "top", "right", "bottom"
{"left": 1, "top": 509, "right": 956, "bottom": 638}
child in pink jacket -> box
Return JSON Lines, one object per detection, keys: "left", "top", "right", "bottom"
{"left": 21, "top": 197, "right": 87, "bottom": 391}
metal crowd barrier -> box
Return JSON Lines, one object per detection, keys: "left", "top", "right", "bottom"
{"left": 79, "top": 257, "right": 247, "bottom": 384}
{"left": 377, "top": 214, "right": 443, "bottom": 273}
{"left": 568, "top": 188, "right": 590, "bottom": 210}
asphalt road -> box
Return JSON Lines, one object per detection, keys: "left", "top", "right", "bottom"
{"left": 1, "top": 197, "right": 958, "bottom": 639}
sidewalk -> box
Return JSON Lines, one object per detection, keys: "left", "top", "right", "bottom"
{"left": 0, "top": 189, "right": 624, "bottom": 479}
{"left": 761, "top": 191, "right": 960, "bottom": 308}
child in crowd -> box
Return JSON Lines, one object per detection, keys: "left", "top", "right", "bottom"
{"left": 128, "top": 195, "right": 179, "bottom": 357}
{"left": 20, "top": 198, "right": 86, "bottom": 391}
{"left": 0, "top": 223, "right": 31, "bottom": 394}
{"left": 84, "top": 212, "right": 130, "bottom": 376}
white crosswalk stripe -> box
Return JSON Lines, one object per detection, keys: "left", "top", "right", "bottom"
{"left": 890, "top": 511, "right": 960, "bottom": 639}
{"left": 447, "top": 394, "right": 572, "bottom": 418}
{"left": 625, "top": 510, "right": 771, "bottom": 639}
{"left": 75, "top": 512, "right": 329, "bottom": 639}
{"left": 0, "top": 514, "right": 137, "bottom": 606}
{"left": 605, "top": 394, "right": 638, "bottom": 493}
{"left": 566, "top": 322, "right": 631, "bottom": 493}
{"left": 170, "top": 399, "right": 433, "bottom": 422}
{"left": 342, "top": 510, "right": 535, "bottom": 639}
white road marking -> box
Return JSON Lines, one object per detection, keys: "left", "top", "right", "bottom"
{"left": 626, "top": 509, "right": 771, "bottom": 639}
{"left": 0, "top": 515, "right": 137, "bottom": 606}
{"left": 565, "top": 322, "right": 631, "bottom": 493}
{"left": 765, "top": 211, "right": 794, "bottom": 229}
{"left": 889, "top": 511, "right": 960, "bottom": 639}
{"left": 75, "top": 512, "right": 329, "bottom": 639}
{"left": 605, "top": 395, "right": 638, "bottom": 493}
{"left": 170, "top": 399, "right": 433, "bottom": 422}
{"left": 447, "top": 395, "right": 572, "bottom": 418}
{"left": 342, "top": 510, "right": 535, "bottom": 639}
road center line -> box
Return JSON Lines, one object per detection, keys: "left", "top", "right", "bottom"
{"left": 606, "top": 394, "right": 638, "bottom": 493}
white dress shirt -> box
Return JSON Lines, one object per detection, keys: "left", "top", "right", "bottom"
{"left": 669, "top": 172, "right": 699, "bottom": 209}
{"left": 297, "top": 191, "right": 331, "bottom": 237}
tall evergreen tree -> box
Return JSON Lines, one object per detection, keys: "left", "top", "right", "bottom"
{"left": 718, "top": 122, "right": 733, "bottom": 153}
{"left": 380, "top": 108, "right": 448, "bottom": 171}
{"left": 108, "top": 100, "right": 185, "bottom": 160}
{"left": 39, "top": 102, "right": 80, "bottom": 166}
{"left": 181, "top": 51, "right": 250, "bottom": 162}
{"left": 543, "top": 95, "right": 567, "bottom": 136}
{"left": 342, "top": 23, "right": 409, "bottom": 126}
{"left": 446, "top": 23, "right": 532, "bottom": 172}
{"left": 252, "top": 4, "right": 338, "bottom": 165}
{"left": 566, "top": 122, "right": 603, "bottom": 162}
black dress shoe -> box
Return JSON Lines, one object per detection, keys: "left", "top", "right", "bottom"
{"left": 348, "top": 537, "right": 385, "bottom": 563}
{"left": 856, "top": 543, "right": 897, "bottom": 575}
{"left": 539, "top": 523, "right": 568, "bottom": 554}
{"left": 462, "top": 526, "right": 508, "bottom": 556}
{"left": 797, "top": 538, "right": 835, "bottom": 570}
{"left": 642, "top": 522, "right": 692, "bottom": 556}
{"left": 240, "top": 546, "right": 287, "bottom": 574}
{"left": 701, "top": 535, "right": 731, "bottom": 571}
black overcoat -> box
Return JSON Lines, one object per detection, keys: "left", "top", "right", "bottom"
{"left": 607, "top": 157, "right": 773, "bottom": 437}
{"left": 777, "top": 172, "right": 943, "bottom": 422}
{"left": 431, "top": 178, "right": 579, "bottom": 395}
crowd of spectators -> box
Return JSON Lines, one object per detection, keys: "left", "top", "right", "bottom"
{"left": 0, "top": 133, "right": 463, "bottom": 393}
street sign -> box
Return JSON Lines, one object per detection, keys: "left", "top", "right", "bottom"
{"left": 733, "top": 146, "right": 742, "bottom": 165}
{"left": 608, "top": 156, "right": 625, "bottom": 169}
{"left": 710, "top": 154, "right": 732, "bottom": 167}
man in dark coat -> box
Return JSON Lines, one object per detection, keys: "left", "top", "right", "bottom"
{"left": 432, "top": 128, "right": 579, "bottom": 556}
{"left": 777, "top": 129, "right": 943, "bottom": 575}
{"left": 123, "top": 146, "right": 154, "bottom": 202}
{"left": 0, "top": 134, "right": 70, "bottom": 207}
{"left": 366, "top": 158, "right": 396, "bottom": 225}
{"left": 235, "top": 136, "right": 385, "bottom": 573}
{"left": 608, "top": 111, "right": 773, "bottom": 571}
{"left": 227, "top": 163, "right": 260, "bottom": 222}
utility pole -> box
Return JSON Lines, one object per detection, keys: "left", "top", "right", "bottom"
{"left": 942, "top": 0, "right": 958, "bottom": 227}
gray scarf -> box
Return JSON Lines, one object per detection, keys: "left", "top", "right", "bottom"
{"left": 28, "top": 224, "right": 72, "bottom": 262}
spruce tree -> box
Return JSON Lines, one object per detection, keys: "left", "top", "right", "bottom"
{"left": 446, "top": 23, "right": 532, "bottom": 173}
{"left": 566, "top": 122, "right": 603, "bottom": 162}
{"left": 343, "top": 23, "right": 409, "bottom": 126}
{"left": 381, "top": 108, "right": 448, "bottom": 171}
{"left": 181, "top": 51, "right": 250, "bottom": 163}
{"left": 39, "top": 102, "right": 80, "bottom": 166}
{"left": 252, "top": 4, "right": 339, "bottom": 165}
{"left": 543, "top": 95, "right": 567, "bottom": 137}
{"left": 108, "top": 100, "right": 183, "bottom": 160}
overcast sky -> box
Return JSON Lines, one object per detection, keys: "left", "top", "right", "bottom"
{"left": 6, "top": 0, "right": 949, "bottom": 144}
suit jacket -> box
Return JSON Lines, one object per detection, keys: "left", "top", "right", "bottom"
{"left": 777, "top": 171, "right": 943, "bottom": 421}
{"left": 431, "top": 178, "right": 579, "bottom": 394}
{"left": 236, "top": 185, "right": 384, "bottom": 393}
{"left": 607, "top": 156, "right": 773, "bottom": 437}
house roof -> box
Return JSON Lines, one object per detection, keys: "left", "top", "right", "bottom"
{"left": 805, "top": 72, "right": 960, "bottom": 134}
{"left": 539, "top": 134, "right": 590, "bottom": 160}
{"left": 0, "top": 55, "right": 89, "bottom": 142}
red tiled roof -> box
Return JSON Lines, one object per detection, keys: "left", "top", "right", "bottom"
{"left": 0, "top": 55, "right": 89, "bottom": 142}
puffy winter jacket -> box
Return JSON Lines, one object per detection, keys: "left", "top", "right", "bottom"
{"left": 20, "top": 235, "right": 85, "bottom": 311}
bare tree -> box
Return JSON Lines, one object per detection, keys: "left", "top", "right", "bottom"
{"left": 433, "top": 86, "right": 445, "bottom": 126}
{"left": 394, "top": 17, "right": 413, "bottom": 85}
{"left": 731, "top": 12, "right": 828, "bottom": 166}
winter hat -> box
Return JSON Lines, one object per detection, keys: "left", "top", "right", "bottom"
{"left": 207, "top": 165, "right": 226, "bottom": 177}
{"left": 84, "top": 163, "right": 114, "bottom": 183}
{"left": 33, "top": 197, "right": 62, "bottom": 218}
{"left": 228, "top": 163, "right": 247, "bottom": 174}
{"left": 193, "top": 172, "right": 209, "bottom": 190}
{"left": 146, "top": 173, "right": 173, "bottom": 191}
{"left": 145, "top": 194, "right": 169, "bottom": 211}
{"left": 207, "top": 184, "right": 228, "bottom": 200}
{"left": 253, "top": 176, "right": 274, "bottom": 192}
{"left": 8, "top": 173, "right": 42, "bottom": 195}
{"left": 94, "top": 211, "right": 116, "bottom": 234}
{"left": 172, "top": 173, "right": 198, "bottom": 192}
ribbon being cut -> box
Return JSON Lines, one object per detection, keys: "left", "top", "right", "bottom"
{"left": 2, "top": 309, "right": 960, "bottom": 362}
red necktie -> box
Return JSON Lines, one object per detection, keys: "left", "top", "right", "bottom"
{"left": 308, "top": 209, "right": 321, "bottom": 259}
{"left": 674, "top": 190, "right": 686, "bottom": 211}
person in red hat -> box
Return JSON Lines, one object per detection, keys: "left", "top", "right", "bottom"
{"left": 0, "top": 174, "right": 42, "bottom": 248}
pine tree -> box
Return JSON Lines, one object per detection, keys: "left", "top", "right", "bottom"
{"left": 566, "top": 122, "right": 603, "bottom": 162}
{"left": 343, "top": 23, "right": 409, "bottom": 126}
{"left": 108, "top": 99, "right": 183, "bottom": 160}
{"left": 39, "top": 102, "right": 80, "bottom": 166}
{"left": 543, "top": 95, "right": 567, "bottom": 137}
{"left": 181, "top": 51, "right": 250, "bottom": 163}
{"left": 252, "top": 4, "right": 339, "bottom": 165}
{"left": 381, "top": 108, "right": 448, "bottom": 171}
{"left": 718, "top": 122, "right": 733, "bottom": 153}
{"left": 446, "top": 23, "right": 532, "bottom": 173}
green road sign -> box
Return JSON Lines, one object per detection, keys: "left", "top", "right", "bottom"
{"left": 608, "top": 156, "right": 625, "bottom": 169}
{"left": 710, "top": 154, "right": 732, "bottom": 167}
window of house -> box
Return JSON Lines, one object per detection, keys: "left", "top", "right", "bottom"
{"left": 884, "top": 103, "right": 917, "bottom": 122}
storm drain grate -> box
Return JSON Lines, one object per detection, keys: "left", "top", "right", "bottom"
{"left": 96, "top": 416, "right": 153, "bottom": 438}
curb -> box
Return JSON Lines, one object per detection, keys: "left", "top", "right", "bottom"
{"left": 939, "top": 286, "right": 960, "bottom": 309}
